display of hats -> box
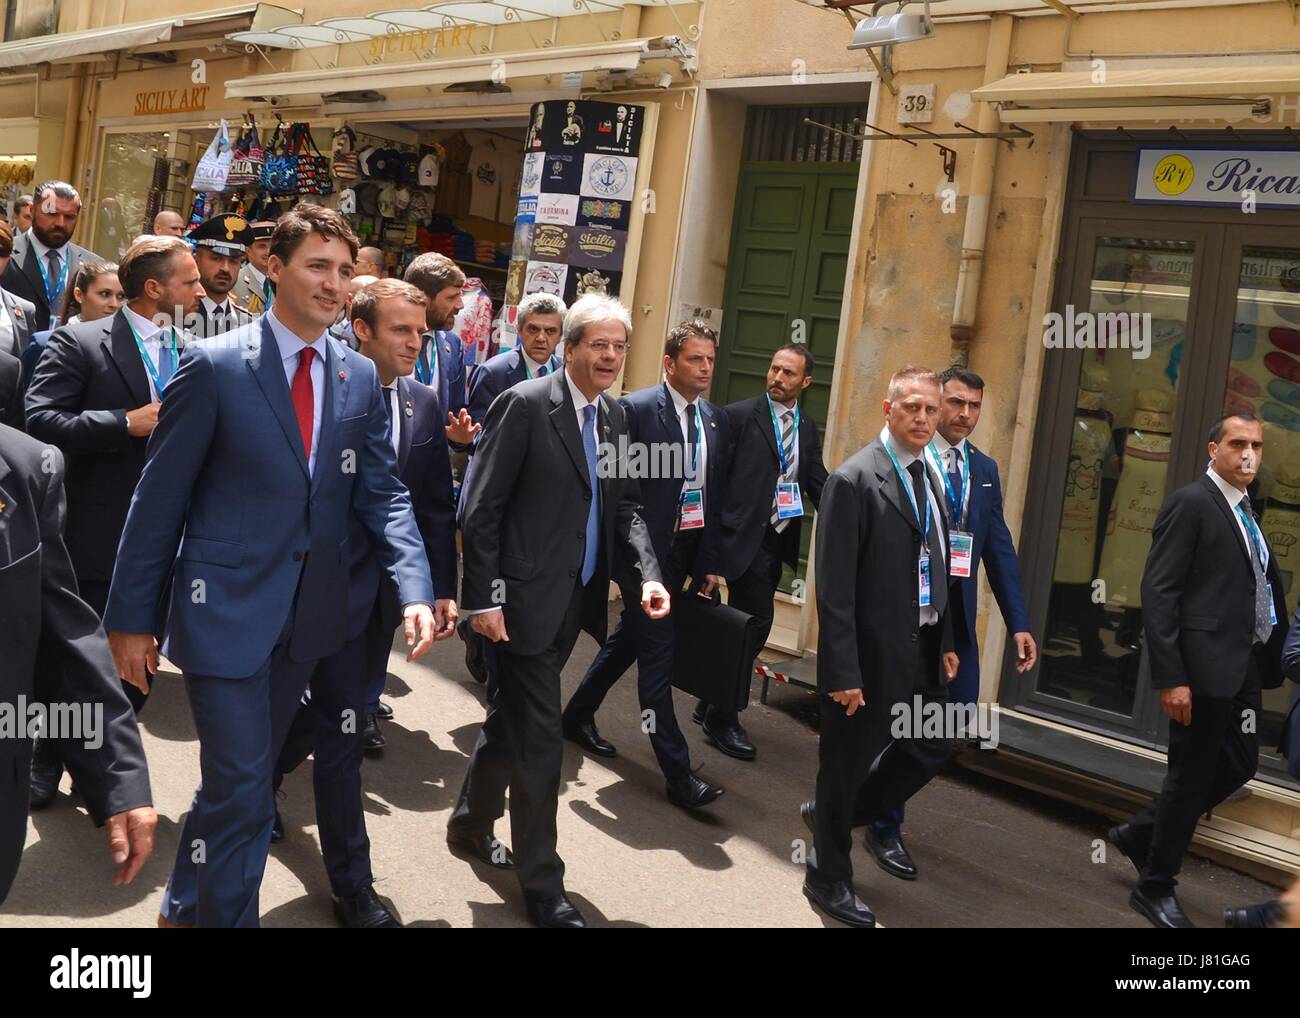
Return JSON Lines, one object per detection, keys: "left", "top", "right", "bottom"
{"left": 332, "top": 125, "right": 356, "bottom": 157}
{"left": 357, "top": 182, "right": 380, "bottom": 216}
{"left": 377, "top": 183, "right": 398, "bottom": 219}
{"left": 394, "top": 186, "right": 412, "bottom": 212}
{"left": 337, "top": 188, "right": 357, "bottom": 214}
{"left": 369, "top": 148, "right": 401, "bottom": 182}
{"left": 356, "top": 146, "right": 379, "bottom": 177}
{"left": 406, "top": 188, "right": 434, "bottom": 222}
{"left": 333, "top": 151, "right": 360, "bottom": 181}
{"left": 190, "top": 213, "right": 254, "bottom": 258}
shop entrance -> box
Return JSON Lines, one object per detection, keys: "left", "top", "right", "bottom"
{"left": 1011, "top": 133, "right": 1300, "bottom": 785}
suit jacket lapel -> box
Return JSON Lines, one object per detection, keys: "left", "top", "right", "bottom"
{"left": 311, "top": 341, "right": 344, "bottom": 495}
{"left": 872, "top": 440, "right": 921, "bottom": 534}
{"left": 702, "top": 399, "right": 720, "bottom": 492}
{"left": 658, "top": 382, "right": 684, "bottom": 445}
{"left": 396, "top": 375, "right": 415, "bottom": 473}
{"left": 548, "top": 370, "right": 590, "bottom": 490}
{"left": 1201, "top": 473, "right": 1253, "bottom": 568}
{"left": 755, "top": 395, "right": 780, "bottom": 464}
{"left": 248, "top": 317, "right": 310, "bottom": 481}
{"left": 19, "top": 238, "right": 48, "bottom": 313}
{"left": 103, "top": 310, "right": 151, "bottom": 408}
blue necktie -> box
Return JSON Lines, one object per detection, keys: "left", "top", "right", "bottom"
{"left": 581, "top": 402, "right": 601, "bottom": 585}
{"left": 155, "top": 330, "right": 176, "bottom": 390}
{"left": 946, "top": 450, "right": 963, "bottom": 522}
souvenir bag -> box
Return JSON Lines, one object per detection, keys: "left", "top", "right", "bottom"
{"left": 295, "top": 124, "right": 334, "bottom": 196}
{"left": 191, "top": 119, "right": 233, "bottom": 192}
{"left": 261, "top": 120, "right": 299, "bottom": 195}
{"left": 227, "top": 115, "right": 265, "bottom": 188}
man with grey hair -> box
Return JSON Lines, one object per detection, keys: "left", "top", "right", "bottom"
{"left": 450, "top": 291, "right": 668, "bottom": 927}
{"left": 2, "top": 180, "right": 101, "bottom": 333}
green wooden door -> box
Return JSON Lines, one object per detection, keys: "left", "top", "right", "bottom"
{"left": 714, "top": 163, "right": 858, "bottom": 585}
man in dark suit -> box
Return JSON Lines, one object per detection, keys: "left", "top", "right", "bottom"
{"left": 450, "top": 293, "right": 668, "bottom": 928}
{"left": 866, "top": 366, "right": 1038, "bottom": 879}
{"left": 801, "top": 366, "right": 959, "bottom": 928}
{"left": 562, "top": 319, "right": 727, "bottom": 809}
{"left": 103, "top": 205, "right": 439, "bottom": 928}
{"left": 271, "top": 279, "right": 460, "bottom": 926}
{"left": 0, "top": 219, "right": 36, "bottom": 359}
{"left": 466, "top": 291, "right": 565, "bottom": 429}
{"left": 457, "top": 291, "right": 565, "bottom": 682}
{"left": 0, "top": 422, "right": 155, "bottom": 906}
{"left": 1109, "top": 412, "right": 1288, "bottom": 928}
{"left": 0, "top": 347, "right": 20, "bottom": 430}
{"left": 700, "top": 343, "right": 828, "bottom": 760}
{"left": 24, "top": 236, "right": 203, "bottom": 807}
{"left": 0, "top": 180, "right": 100, "bottom": 334}
{"left": 189, "top": 214, "right": 256, "bottom": 338}
{"left": 404, "top": 252, "right": 469, "bottom": 422}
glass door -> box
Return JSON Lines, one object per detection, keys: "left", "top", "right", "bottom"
{"left": 1011, "top": 219, "right": 1221, "bottom": 744}
{"left": 1206, "top": 226, "right": 1300, "bottom": 780}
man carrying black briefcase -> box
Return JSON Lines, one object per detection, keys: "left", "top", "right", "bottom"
{"left": 562, "top": 320, "right": 728, "bottom": 810}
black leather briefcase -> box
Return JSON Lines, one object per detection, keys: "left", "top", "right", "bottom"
{"left": 671, "top": 591, "right": 765, "bottom": 713}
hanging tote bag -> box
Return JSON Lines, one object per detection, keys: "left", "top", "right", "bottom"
{"left": 227, "top": 115, "right": 265, "bottom": 188}
{"left": 261, "top": 120, "right": 299, "bottom": 195}
{"left": 295, "top": 125, "right": 334, "bottom": 196}
{"left": 191, "top": 119, "right": 233, "bottom": 192}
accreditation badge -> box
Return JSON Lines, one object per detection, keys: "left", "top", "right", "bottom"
{"left": 775, "top": 481, "right": 803, "bottom": 520}
{"left": 1268, "top": 583, "right": 1278, "bottom": 626}
{"left": 949, "top": 531, "right": 974, "bottom": 579}
{"left": 679, "top": 488, "right": 705, "bottom": 530}
{"left": 919, "top": 554, "right": 932, "bottom": 608}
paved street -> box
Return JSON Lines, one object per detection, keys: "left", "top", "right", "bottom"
{"left": 3, "top": 604, "right": 1276, "bottom": 928}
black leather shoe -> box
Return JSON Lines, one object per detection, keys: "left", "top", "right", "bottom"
{"left": 526, "top": 893, "right": 587, "bottom": 928}
{"left": 1107, "top": 822, "right": 1148, "bottom": 876}
{"left": 701, "top": 717, "right": 756, "bottom": 761}
{"left": 562, "top": 719, "right": 616, "bottom": 758}
{"left": 666, "top": 772, "right": 724, "bottom": 810}
{"left": 1225, "top": 900, "right": 1285, "bottom": 928}
{"left": 1130, "top": 888, "right": 1195, "bottom": 928}
{"left": 375, "top": 700, "right": 393, "bottom": 720}
{"left": 271, "top": 808, "right": 284, "bottom": 844}
{"left": 446, "top": 831, "right": 514, "bottom": 869}
{"left": 803, "top": 878, "right": 875, "bottom": 928}
{"left": 362, "top": 713, "right": 385, "bottom": 755}
{"left": 800, "top": 801, "right": 816, "bottom": 836}
{"left": 864, "top": 827, "right": 918, "bottom": 881}
{"left": 691, "top": 703, "right": 707, "bottom": 726}
{"left": 333, "top": 885, "right": 401, "bottom": 928}
{"left": 28, "top": 739, "right": 62, "bottom": 810}
{"left": 460, "top": 622, "right": 488, "bottom": 684}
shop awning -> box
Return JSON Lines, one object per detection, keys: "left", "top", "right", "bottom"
{"left": 228, "top": 0, "right": 690, "bottom": 50}
{"left": 226, "top": 36, "right": 655, "bottom": 99}
{"left": 971, "top": 65, "right": 1296, "bottom": 122}
{"left": 0, "top": 4, "right": 302, "bottom": 70}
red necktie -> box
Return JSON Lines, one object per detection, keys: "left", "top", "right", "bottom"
{"left": 291, "top": 347, "right": 316, "bottom": 463}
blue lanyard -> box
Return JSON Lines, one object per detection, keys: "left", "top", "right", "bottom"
{"left": 767, "top": 398, "right": 799, "bottom": 475}
{"left": 417, "top": 332, "right": 439, "bottom": 385}
{"left": 685, "top": 403, "right": 703, "bottom": 481}
{"left": 884, "top": 438, "right": 931, "bottom": 541}
{"left": 126, "top": 317, "right": 177, "bottom": 395}
{"left": 1235, "top": 504, "right": 1269, "bottom": 570}
{"left": 926, "top": 440, "right": 970, "bottom": 528}
{"left": 34, "top": 246, "right": 69, "bottom": 307}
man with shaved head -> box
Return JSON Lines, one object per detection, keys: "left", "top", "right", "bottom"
{"left": 331, "top": 273, "right": 379, "bottom": 349}
{"left": 356, "top": 247, "right": 386, "bottom": 279}
{"left": 151, "top": 210, "right": 185, "bottom": 238}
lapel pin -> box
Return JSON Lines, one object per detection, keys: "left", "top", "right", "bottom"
{"left": 338, "top": 370, "right": 346, "bottom": 381}
{"left": 405, "top": 400, "right": 414, "bottom": 418}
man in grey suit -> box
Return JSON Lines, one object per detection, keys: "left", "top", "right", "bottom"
{"left": 0, "top": 181, "right": 100, "bottom": 335}
{"left": 451, "top": 292, "right": 669, "bottom": 928}
{"left": 0, "top": 422, "right": 156, "bottom": 905}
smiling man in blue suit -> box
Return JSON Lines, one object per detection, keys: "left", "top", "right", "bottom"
{"left": 103, "top": 205, "right": 438, "bottom": 928}
{"left": 865, "top": 366, "right": 1037, "bottom": 882}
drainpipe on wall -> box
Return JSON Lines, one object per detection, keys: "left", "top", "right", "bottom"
{"left": 948, "top": 13, "right": 1012, "bottom": 364}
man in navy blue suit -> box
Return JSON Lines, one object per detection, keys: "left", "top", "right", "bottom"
{"left": 270, "top": 279, "right": 461, "bottom": 927}
{"left": 466, "top": 291, "right": 565, "bottom": 430}
{"left": 103, "top": 205, "right": 439, "bottom": 928}
{"left": 866, "top": 366, "right": 1036, "bottom": 881}
{"left": 404, "top": 252, "right": 470, "bottom": 426}
{"left": 561, "top": 319, "right": 727, "bottom": 809}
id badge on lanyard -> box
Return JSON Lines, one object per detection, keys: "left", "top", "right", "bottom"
{"left": 679, "top": 488, "right": 705, "bottom": 530}
{"left": 949, "top": 532, "right": 974, "bottom": 578}
{"left": 776, "top": 481, "right": 803, "bottom": 519}
{"left": 919, "top": 554, "right": 932, "bottom": 607}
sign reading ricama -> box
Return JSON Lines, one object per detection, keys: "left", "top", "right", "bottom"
{"left": 1135, "top": 149, "right": 1300, "bottom": 208}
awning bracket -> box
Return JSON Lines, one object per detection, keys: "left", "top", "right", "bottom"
{"left": 953, "top": 120, "right": 1023, "bottom": 148}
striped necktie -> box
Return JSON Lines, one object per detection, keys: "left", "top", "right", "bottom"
{"left": 771, "top": 407, "right": 797, "bottom": 531}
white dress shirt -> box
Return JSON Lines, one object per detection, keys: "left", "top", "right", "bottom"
{"left": 929, "top": 430, "right": 969, "bottom": 526}
{"left": 201, "top": 295, "right": 231, "bottom": 317}
{"left": 1206, "top": 464, "right": 1266, "bottom": 567}
{"left": 266, "top": 307, "right": 327, "bottom": 475}
{"left": 565, "top": 369, "right": 598, "bottom": 436}
{"left": 123, "top": 304, "right": 169, "bottom": 402}
{"left": 767, "top": 395, "right": 799, "bottom": 478}
{"left": 882, "top": 425, "right": 947, "bottom": 627}
{"left": 667, "top": 381, "right": 708, "bottom": 496}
